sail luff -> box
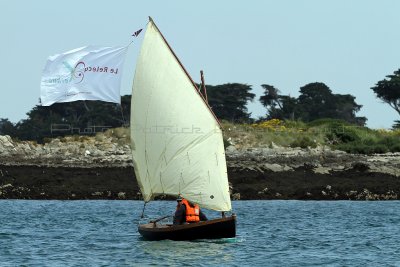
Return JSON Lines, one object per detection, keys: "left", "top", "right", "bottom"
{"left": 147, "top": 18, "right": 222, "bottom": 128}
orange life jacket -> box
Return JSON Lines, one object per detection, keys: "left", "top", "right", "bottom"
{"left": 181, "top": 199, "right": 200, "bottom": 223}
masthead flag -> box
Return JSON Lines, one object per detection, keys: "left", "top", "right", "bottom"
{"left": 40, "top": 46, "right": 128, "bottom": 106}
{"left": 132, "top": 29, "right": 143, "bottom": 37}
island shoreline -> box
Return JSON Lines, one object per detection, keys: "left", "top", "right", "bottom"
{"left": 1, "top": 134, "right": 399, "bottom": 200}
{"left": 1, "top": 164, "right": 399, "bottom": 200}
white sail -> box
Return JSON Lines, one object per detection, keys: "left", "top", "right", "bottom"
{"left": 130, "top": 19, "right": 231, "bottom": 211}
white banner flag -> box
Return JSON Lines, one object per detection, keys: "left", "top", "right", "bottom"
{"left": 40, "top": 45, "right": 128, "bottom": 106}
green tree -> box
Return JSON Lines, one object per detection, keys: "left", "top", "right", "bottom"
{"left": 274, "top": 95, "right": 297, "bottom": 120}
{"left": 259, "top": 82, "right": 366, "bottom": 125}
{"left": 371, "top": 69, "right": 400, "bottom": 127}
{"left": 0, "top": 118, "right": 17, "bottom": 136}
{"left": 333, "top": 94, "right": 365, "bottom": 125}
{"left": 259, "top": 84, "right": 297, "bottom": 120}
{"left": 259, "top": 84, "right": 282, "bottom": 109}
{"left": 206, "top": 83, "right": 255, "bottom": 122}
{"left": 297, "top": 82, "right": 337, "bottom": 121}
{"left": 9, "top": 95, "right": 131, "bottom": 141}
{"left": 393, "top": 121, "right": 400, "bottom": 129}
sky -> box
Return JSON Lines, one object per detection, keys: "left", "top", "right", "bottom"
{"left": 1, "top": 0, "right": 400, "bottom": 129}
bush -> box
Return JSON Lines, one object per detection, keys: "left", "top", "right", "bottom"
{"left": 223, "top": 120, "right": 398, "bottom": 154}
{"left": 43, "top": 137, "right": 52, "bottom": 144}
{"left": 373, "top": 144, "right": 389, "bottom": 154}
{"left": 391, "top": 144, "right": 400, "bottom": 152}
{"left": 336, "top": 141, "right": 391, "bottom": 154}
{"left": 307, "top": 118, "right": 350, "bottom": 127}
{"left": 325, "top": 123, "right": 361, "bottom": 143}
{"left": 290, "top": 136, "right": 317, "bottom": 148}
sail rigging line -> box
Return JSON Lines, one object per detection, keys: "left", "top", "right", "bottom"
{"left": 163, "top": 154, "right": 167, "bottom": 165}
{"left": 139, "top": 201, "right": 147, "bottom": 223}
{"left": 142, "top": 86, "right": 154, "bottom": 198}
{"left": 159, "top": 172, "right": 166, "bottom": 193}
{"left": 148, "top": 16, "right": 222, "bottom": 129}
{"left": 145, "top": 169, "right": 155, "bottom": 199}
{"left": 178, "top": 173, "right": 182, "bottom": 195}
{"left": 186, "top": 152, "right": 190, "bottom": 164}
{"left": 127, "top": 21, "right": 148, "bottom": 47}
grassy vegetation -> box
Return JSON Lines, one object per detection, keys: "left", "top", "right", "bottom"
{"left": 222, "top": 119, "right": 400, "bottom": 154}
{"left": 38, "top": 119, "right": 400, "bottom": 155}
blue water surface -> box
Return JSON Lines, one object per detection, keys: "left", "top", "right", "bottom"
{"left": 0, "top": 200, "right": 399, "bottom": 266}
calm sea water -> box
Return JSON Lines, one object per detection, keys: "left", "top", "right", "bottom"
{"left": 1, "top": 200, "right": 399, "bottom": 266}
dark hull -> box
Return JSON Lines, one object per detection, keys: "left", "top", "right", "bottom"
{"left": 138, "top": 215, "right": 236, "bottom": 241}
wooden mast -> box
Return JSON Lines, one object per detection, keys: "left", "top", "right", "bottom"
{"left": 200, "top": 70, "right": 208, "bottom": 103}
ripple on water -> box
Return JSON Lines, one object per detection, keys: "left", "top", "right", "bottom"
{"left": 0, "top": 200, "right": 400, "bottom": 266}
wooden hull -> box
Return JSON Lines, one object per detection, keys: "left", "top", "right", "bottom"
{"left": 138, "top": 215, "right": 236, "bottom": 241}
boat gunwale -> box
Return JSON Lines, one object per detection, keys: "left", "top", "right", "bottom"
{"left": 138, "top": 215, "right": 236, "bottom": 232}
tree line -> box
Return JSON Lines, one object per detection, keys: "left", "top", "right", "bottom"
{"left": 0, "top": 96, "right": 131, "bottom": 142}
{"left": 1, "top": 69, "right": 399, "bottom": 141}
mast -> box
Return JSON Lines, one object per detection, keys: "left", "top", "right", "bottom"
{"left": 200, "top": 70, "right": 208, "bottom": 103}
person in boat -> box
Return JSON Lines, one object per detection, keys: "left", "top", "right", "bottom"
{"left": 173, "top": 196, "right": 208, "bottom": 225}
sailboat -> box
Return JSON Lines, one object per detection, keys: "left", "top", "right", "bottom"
{"left": 130, "top": 17, "right": 236, "bottom": 241}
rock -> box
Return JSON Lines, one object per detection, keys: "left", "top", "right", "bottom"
{"left": 117, "top": 192, "right": 126, "bottom": 199}
{"left": 50, "top": 138, "right": 61, "bottom": 145}
{"left": 258, "top": 187, "right": 268, "bottom": 194}
{"left": 0, "top": 184, "right": 13, "bottom": 189}
{"left": 263, "top": 163, "right": 285, "bottom": 172}
{"left": 346, "top": 190, "right": 357, "bottom": 197}
{"left": 369, "top": 165, "right": 400, "bottom": 177}
{"left": 270, "top": 142, "right": 280, "bottom": 149}
{"left": 225, "top": 145, "right": 238, "bottom": 154}
{"left": 355, "top": 188, "right": 374, "bottom": 200}
{"left": 326, "top": 185, "right": 332, "bottom": 190}
{"left": 232, "top": 193, "right": 240, "bottom": 200}
{"left": 313, "top": 166, "right": 331, "bottom": 174}
{"left": 1, "top": 131, "right": 400, "bottom": 202}
{"left": 0, "top": 135, "right": 14, "bottom": 148}
{"left": 282, "top": 165, "right": 293, "bottom": 171}
{"left": 352, "top": 162, "right": 370, "bottom": 172}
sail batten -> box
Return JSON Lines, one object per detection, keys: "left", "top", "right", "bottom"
{"left": 131, "top": 19, "right": 231, "bottom": 211}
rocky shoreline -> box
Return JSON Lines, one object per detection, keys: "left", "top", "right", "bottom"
{"left": 1, "top": 134, "right": 400, "bottom": 200}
